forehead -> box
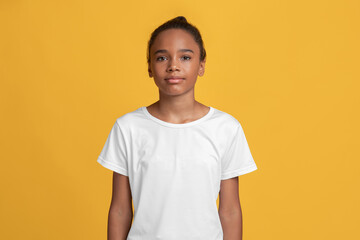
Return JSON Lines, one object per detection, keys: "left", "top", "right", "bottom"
{"left": 151, "top": 29, "right": 199, "bottom": 53}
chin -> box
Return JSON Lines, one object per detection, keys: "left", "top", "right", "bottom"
{"left": 159, "top": 87, "right": 194, "bottom": 97}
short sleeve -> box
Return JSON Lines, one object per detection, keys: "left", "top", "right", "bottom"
{"left": 221, "top": 123, "right": 258, "bottom": 180}
{"left": 97, "top": 120, "right": 129, "bottom": 176}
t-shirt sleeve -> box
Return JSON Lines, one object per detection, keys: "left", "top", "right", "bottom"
{"left": 97, "top": 120, "right": 129, "bottom": 176}
{"left": 221, "top": 123, "right": 258, "bottom": 180}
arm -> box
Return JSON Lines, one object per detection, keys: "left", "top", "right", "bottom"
{"left": 108, "top": 171, "right": 133, "bottom": 240}
{"left": 218, "top": 176, "right": 243, "bottom": 240}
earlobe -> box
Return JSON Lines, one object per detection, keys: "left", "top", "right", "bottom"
{"left": 198, "top": 62, "right": 205, "bottom": 77}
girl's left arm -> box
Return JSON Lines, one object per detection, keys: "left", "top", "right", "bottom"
{"left": 218, "top": 177, "right": 243, "bottom": 240}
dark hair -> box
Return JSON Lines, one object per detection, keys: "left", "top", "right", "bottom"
{"left": 146, "top": 16, "right": 206, "bottom": 64}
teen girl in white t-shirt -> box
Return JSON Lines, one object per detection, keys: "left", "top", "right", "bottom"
{"left": 97, "top": 16, "right": 258, "bottom": 240}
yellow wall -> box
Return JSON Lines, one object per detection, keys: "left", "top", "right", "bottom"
{"left": 1, "top": 0, "right": 359, "bottom": 239}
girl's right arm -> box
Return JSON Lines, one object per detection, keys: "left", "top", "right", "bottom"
{"left": 107, "top": 171, "right": 133, "bottom": 240}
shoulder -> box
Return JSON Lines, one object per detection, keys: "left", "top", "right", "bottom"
{"left": 211, "top": 107, "right": 241, "bottom": 130}
{"left": 114, "top": 106, "right": 146, "bottom": 130}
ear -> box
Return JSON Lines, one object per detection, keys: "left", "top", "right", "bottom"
{"left": 198, "top": 59, "right": 206, "bottom": 77}
{"left": 148, "top": 64, "right": 153, "bottom": 78}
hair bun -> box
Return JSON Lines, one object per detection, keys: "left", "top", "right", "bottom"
{"left": 175, "top": 16, "right": 187, "bottom": 22}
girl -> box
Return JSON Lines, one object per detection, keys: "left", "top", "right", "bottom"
{"left": 97, "top": 16, "right": 258, "bottom": 240}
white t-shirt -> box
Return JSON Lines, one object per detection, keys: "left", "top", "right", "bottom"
{"left": 97, "top": 106, "right": 258, "bottom": 240}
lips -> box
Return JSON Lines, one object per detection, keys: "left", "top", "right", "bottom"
{"left": 166, "top": 78, "right": 184, "bottom": 83}
{"left": 165, "top": 77, "right": 185, "bottom": 80}
{"left": 165, "top": 77, "right": 185, "bottom": 84}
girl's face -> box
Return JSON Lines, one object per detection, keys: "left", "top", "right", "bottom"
{"left": 148, "top": 28, "right": 205, "bottom": 97}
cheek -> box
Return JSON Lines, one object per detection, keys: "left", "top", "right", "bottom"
{"left": 188, "top": 64, "right": 200, "bottom": 75}
{"left": 152, "top": 65, "right": 164, "bottom": 76}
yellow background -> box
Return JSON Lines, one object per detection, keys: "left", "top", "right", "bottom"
{"left": 1, "top": 0, "right": 359, "bottom": 239}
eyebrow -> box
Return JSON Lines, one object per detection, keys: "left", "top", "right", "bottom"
{"left": 153, "top": 49, "right": 194, "bottom": 55}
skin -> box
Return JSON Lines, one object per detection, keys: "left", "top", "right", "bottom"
{"left": 147, "top": 28, "right": 209, "bottom": 123}
{"left": 108, "top": 172, "right": 133, "bottom": 240}
{"left": 108, "top": 28, "right": 243, "bottom": 240}
{"left": 219, "top": 177, "right": 244, "bottom": 240}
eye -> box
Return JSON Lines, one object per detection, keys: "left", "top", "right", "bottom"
{"left": 181, "top": 55, "right": 191, "bottom": 60}
{"left": 156, "top": 56, "right": 167, "bottom": 61}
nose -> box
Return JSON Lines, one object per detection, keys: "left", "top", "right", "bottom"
{"left": 167, "top": 58, "right": 179, "bottom": 72}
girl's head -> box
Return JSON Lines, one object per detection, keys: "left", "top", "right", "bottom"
{"left": 147, "top": 16, "right": 207, "bottom": 97}
{"left": 147, "top": 16, "right": 206, "bottom": 65}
